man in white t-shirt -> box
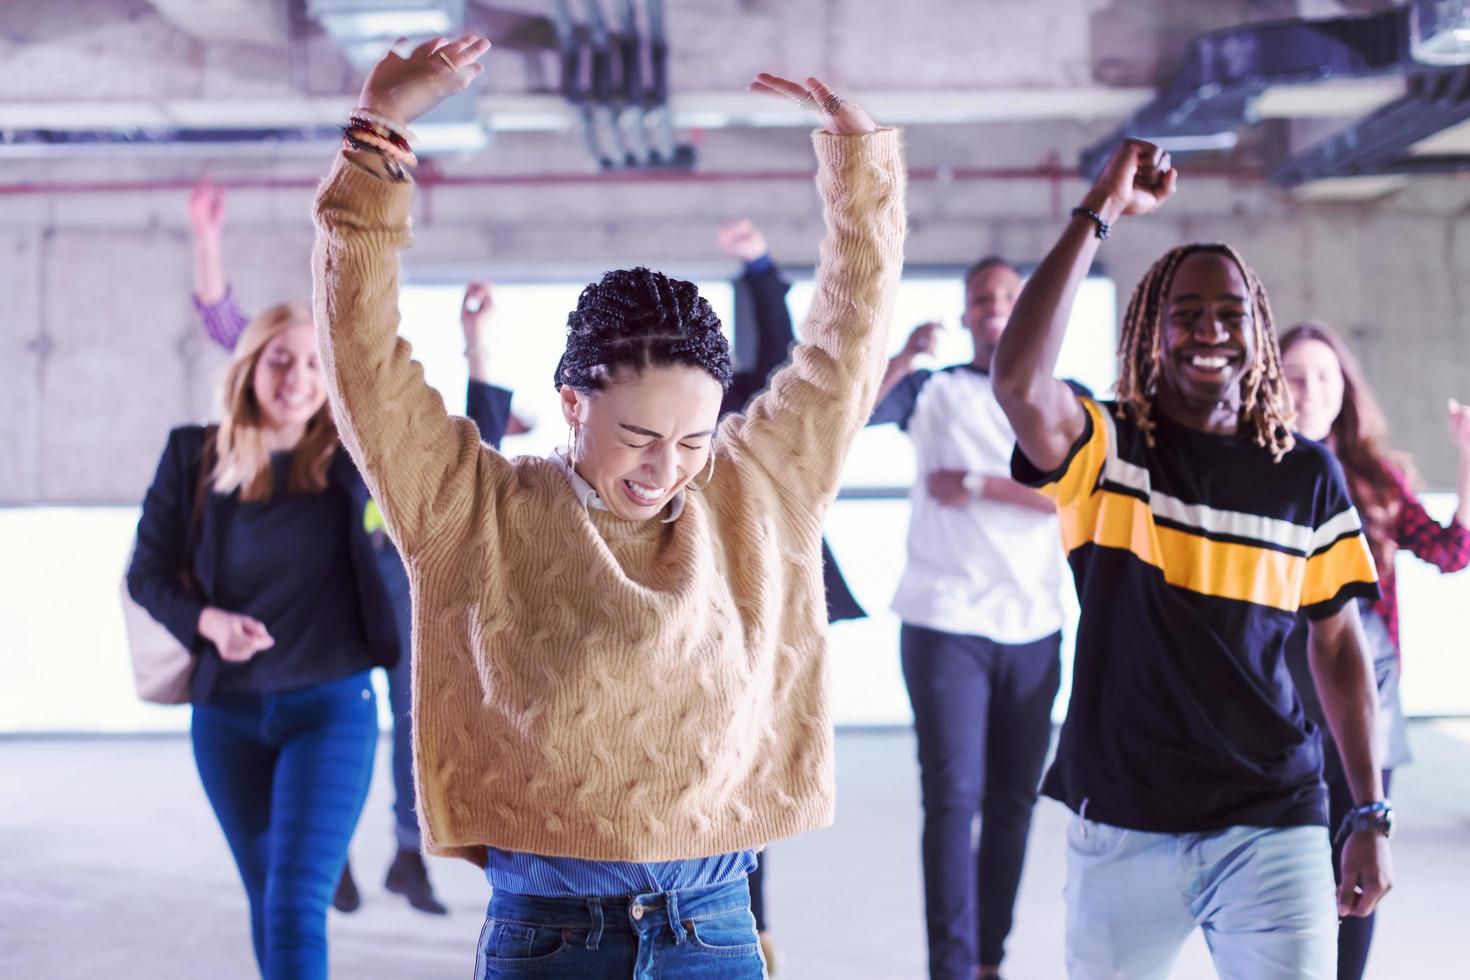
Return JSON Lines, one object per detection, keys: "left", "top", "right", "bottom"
{"left": 869, "top": 257, "right": 1068, "bottom": 980}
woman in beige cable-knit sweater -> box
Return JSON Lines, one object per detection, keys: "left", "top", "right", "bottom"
{"left": 313, "top": 34, "right": 905, "bottom": 978}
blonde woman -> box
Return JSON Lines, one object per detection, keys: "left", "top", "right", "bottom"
{"left": 313, "top": 35, "right": 905, "bottom": 978}
{"left": 127, "top": 303, "right": 398, "bottom": 979}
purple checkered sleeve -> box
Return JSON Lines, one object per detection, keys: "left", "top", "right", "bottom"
{"left": 193, "top": 285, "right": 249, "bottom": 351}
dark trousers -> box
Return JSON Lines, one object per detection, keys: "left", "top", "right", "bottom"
{"left": 1328, "top": 769, "right": 1392, "bottom": 980}
{"left": 901, "top": 623, "right": 1061, "bottom": 979}
{"left": 192, "top": 672, "right": 378, "bottom": 979}
{"left": 377, "top": 548, "right": 421, "bottom": 850}
{"left": 748, "top": 859, "right": 766, "bottom": 932}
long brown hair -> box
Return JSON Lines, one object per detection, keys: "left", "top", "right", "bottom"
{"left": 212, "top": 302, "right": 339, "bottom": 502}
{"left": 1280, "top": 321, "right": 1411, "bottom": 577}
{"left": 1115, "top": 243, "right": 1295, "bottom": 460}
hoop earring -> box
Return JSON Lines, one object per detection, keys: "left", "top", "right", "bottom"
{"left": 685, "top": 451, "right": 716, "bottom": 492}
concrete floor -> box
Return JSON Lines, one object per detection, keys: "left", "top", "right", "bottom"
{"left": 4, "top": 723, "right": 1469, "bottom": 979}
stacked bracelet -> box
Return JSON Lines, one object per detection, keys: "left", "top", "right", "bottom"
{"left": 342, "top": 131, "right": 408, "bottom": 182}
{"left": 344, "top": 126, "right": 418, "bottom": 168}
{"left": 349, "top": 107, "right": 415, "bottom": 145}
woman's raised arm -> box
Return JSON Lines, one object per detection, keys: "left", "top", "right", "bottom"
{"left": 312, "top": 35, "right": 500, "bottom": 555}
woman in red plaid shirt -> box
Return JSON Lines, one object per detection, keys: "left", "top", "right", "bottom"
{"left": 1281, "top": 321, "right": 1470, "bottom": 980}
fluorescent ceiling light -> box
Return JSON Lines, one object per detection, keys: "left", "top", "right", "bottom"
{"left": 1411, "top": 0, "right": 1470, "bottom": 65}
{"left": 415, "top": 121, "right": 490, "bottom": 153}
{"left": 320, "top": 9, "right": 452, "bottom": 37}
{"left": 1144, "top": 132, "right": 1240, "bottom": 152}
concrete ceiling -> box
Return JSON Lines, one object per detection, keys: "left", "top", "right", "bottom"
{"left": 0, "top": 0, "right": 1464, "bottom": 199}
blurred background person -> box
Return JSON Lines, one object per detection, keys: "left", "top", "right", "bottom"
{"left": 186, "top": 178, "right": 524, "bottom": 915}
{"left": 868, "top": 258, "right": 1067, "bottom": 980}
{"left": 127, "top": 302, "right": 396, "bottom": 978}
{"left": 1280, "top": 321, "right": 1470, "bottom": 980}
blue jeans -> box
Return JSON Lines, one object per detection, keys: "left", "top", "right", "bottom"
{"left": 1064, "top": 816, "right": 1337, "bottom": 979}
{"left": 192, "top": 671, "right": 378, "bottom": 979}
{"left": 472, "top": 878, "right": 767, "bottom": 979}
{"left": 901, "top": 623, "right": 1062, "bottom": 977}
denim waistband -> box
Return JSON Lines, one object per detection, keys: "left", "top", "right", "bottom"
{"left": 486, "top": 876, "right": 751, "bottom": 947}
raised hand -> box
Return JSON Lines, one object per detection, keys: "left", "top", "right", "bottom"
{"left": 187, "top": 177, "right": 226, "bottom": 241}
{"left": 1448, "top": 398, "right": 1470, "bottom": 454}
{"left": 462, "top": 281, "right": 494, "bottom": 351}
{"left": 198, "top": 607, "right": 274, "bottom": 663}
{"left": 1083, "top": 138, "right": 1178, "bottom": 223}
{"left": 902, "top": 321, "right": 942, "bottom": 360}
{"left": 358, "top": 34, "right": 492, "bottom": 127}
{"left": 749, "top": 73, "right": 878, "bottom": 136}
{"left": 717, "top": 219, "right": 769, "bottom": 263}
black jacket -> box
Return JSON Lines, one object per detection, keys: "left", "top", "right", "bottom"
{"left": 127, "top": 382, "right": 514, "bottom": 701}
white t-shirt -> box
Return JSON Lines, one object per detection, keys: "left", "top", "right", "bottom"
{"left": 872, "top": 365, "right": 1068, "bottom": 644}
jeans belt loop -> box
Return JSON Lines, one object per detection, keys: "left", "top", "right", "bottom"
{"left": 584, "top": 897, "right": 604, "bottom": 950}
{"left": 665, "top": 889, "right": 685, "bottom": 945}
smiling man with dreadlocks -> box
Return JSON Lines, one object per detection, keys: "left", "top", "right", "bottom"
{"left": 992, "top": 138, "right": 1392, "bottom": 980}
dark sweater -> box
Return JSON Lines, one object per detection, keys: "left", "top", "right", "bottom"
{"left": 212, "top": 453, "right": 374, "bottom": 693}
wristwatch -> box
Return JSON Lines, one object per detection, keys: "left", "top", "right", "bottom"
{"left": 962, "top": 472, "right": 985, "bottom": 498}
{"left": 1335, "top": 800, "right": 1393, "bottom": 843}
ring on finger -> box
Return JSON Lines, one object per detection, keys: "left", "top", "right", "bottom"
{"left": 819, "top": 93, "right": 845, "bottom": 116}
{"left": 793, "top": 92, "right": 816, "bottom": 111}
{"left": 437, "top": 49, "right": 457, "bottom": 71}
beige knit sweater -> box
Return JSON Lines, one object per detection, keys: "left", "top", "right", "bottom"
{"left": 312, "top": 130, "right": 907, "bottom": 864}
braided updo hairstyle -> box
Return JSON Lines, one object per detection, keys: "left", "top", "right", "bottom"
{"left": 554, "top": 267, "right": 733, "bottom": 392}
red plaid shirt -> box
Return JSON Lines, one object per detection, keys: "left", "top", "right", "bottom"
{"left": 1373, "top": 464, "right": 1470, "bottom": 653}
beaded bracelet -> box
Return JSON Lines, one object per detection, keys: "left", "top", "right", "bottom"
{"left": 1071, "top": 206, "right": 1111, "bottom": 241}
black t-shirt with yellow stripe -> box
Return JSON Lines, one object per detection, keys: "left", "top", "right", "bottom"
{"left": 1013, "top": 397, "right": 1379, "bottom": 833}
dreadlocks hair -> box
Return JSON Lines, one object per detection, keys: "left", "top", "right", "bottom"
{"left": 1114, "top": 243, "right": 1296, "bottom": 461}
{"left": 554, "top": 267, "right": 733, "bottom": 392}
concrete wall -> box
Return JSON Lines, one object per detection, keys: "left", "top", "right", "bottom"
{"left": 2, "top": 119, "right": 1466, "bottom": 505}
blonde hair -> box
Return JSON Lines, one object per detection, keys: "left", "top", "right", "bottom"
{"left": 1115, "top": 243, "right": 1295, "bottom": 461}
{"left": 212, "top": 302, "right": 339, "bottom": 502}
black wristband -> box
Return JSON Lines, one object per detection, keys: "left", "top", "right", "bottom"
{"left": 1071, "top": 206, "right": 1111, "bottom": 241}
{"left": 1335, "top": 800, "right": 1393, "bottom": 843}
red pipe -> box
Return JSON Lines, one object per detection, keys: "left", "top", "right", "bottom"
{"left": 0, "top": 164, "right": 1258, "bottom": 197}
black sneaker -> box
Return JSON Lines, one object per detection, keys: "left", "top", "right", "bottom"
{"left": 385, "top": 847, "right": 448, "bottom": 915}
{"left": 332, "top": 860, "right": 361, "bottom": 913}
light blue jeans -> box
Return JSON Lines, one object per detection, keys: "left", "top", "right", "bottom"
{"left": 1064, "top": 815, "right": 1336, "bottom": 979}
